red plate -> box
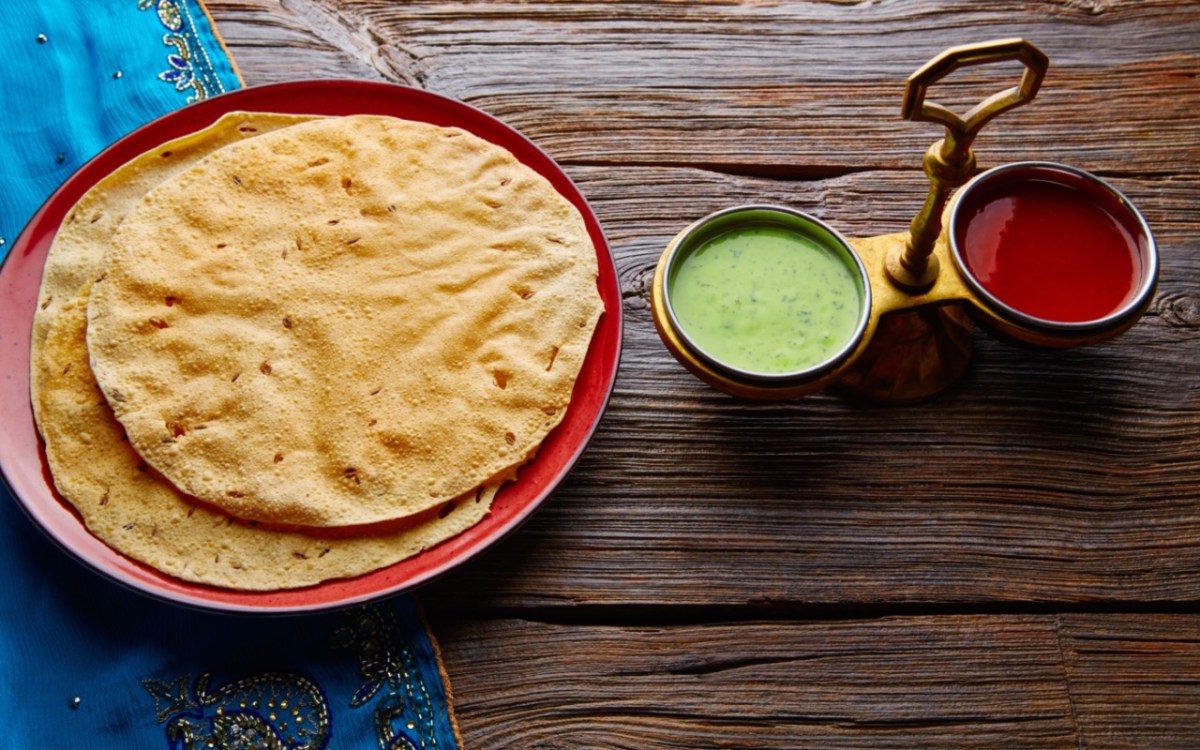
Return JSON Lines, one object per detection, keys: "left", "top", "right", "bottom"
{"left": 0, "top": 80, "right": 621, "bottom": 613}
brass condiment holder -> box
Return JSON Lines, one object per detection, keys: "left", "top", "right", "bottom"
{"left": 650, "top": 39, "right": 1159, "bottom": 404}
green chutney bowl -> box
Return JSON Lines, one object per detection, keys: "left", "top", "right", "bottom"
{"left": 652, "top": 205, "right": 872, "bottom": 398}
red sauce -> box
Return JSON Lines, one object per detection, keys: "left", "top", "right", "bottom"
{"left": 954, "top": 169, "right": 1146, "bottom": 323}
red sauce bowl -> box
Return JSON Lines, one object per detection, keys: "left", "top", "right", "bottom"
{"left": 948, "top": 162, "right": 1158, "bottom": 345}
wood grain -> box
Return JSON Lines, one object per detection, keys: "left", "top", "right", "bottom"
{"left": 433, "top": 612, "right": 1200, "bottom": 749}
{"left": 207, "top": 1, "right": 1200, "bottom": 746}
{"left": 433, "top": 614, "right": 1078, "bottom": 749}
{"left": 1059, "top": 614, "right": 1200, "bottom": 748}
{"left": 213, "top": 0, "right": 1200, "bottom": 173}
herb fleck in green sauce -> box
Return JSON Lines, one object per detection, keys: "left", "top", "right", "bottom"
{"left": 668, "top": 224, "right": 863, "bottom": 374}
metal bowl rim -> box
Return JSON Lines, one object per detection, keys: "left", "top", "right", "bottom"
{"left": 947, "top": 161, "right": 1159, "bottom": 333}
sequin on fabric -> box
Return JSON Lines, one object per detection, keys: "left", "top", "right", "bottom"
{"left": 137, "top": 0, "right": 229, "bottom": 101}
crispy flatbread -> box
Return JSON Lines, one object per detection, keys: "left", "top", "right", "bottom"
{"left": 87, "top": 115, "right": 602, "bottom": 527}
{"left": 31, "top": 111, "right": 319, "bottom": 433}
{"left": 37, "top": 285, "right": 497, "bottom": 590}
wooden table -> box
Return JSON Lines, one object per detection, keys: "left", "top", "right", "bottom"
{"left": 213, "top": 2, "right": 1200, "bottom": 746}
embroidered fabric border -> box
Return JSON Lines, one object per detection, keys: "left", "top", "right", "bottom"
{"left": 138, "top": 0, "right": 231, "bottom": 102}
{"left": 139, "top": 603, "right": 458, "bottom": 750}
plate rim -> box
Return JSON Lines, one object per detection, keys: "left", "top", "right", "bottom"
{"left": 0, "top": 79, "right": 622, "bottom": 614}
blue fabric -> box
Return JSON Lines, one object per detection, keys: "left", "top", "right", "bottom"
{"left": 0, "top": 487, "right": 461, "bottom": 749}
{"left": 0, "top": 0, "right": 240, "bottom": 249}
{"left": 0, "top": 3, "right": 462, "bottom": 748}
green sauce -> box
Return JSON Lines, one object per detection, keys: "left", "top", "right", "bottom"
{"left": 667, "top": 224, "right": 864, "bottom": 375}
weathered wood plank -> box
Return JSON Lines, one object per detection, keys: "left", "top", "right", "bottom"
{"left": 434, "top": 613, "right": 1200, "bottom": 748}
{"left": 432, "top": 614, "right": 1079, "bottom": 749}
{"left": 213, "top": 0, "right": 1200, "bottom": 176}
{"left": 1059, "top": 614, "right": 1200, "bottom": 749}
{"left": 208, "top": 0, "right": 383, "bottom": 81}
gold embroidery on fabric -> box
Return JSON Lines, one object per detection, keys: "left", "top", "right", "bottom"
{"left": 140, "top": 606, "right": 450, "bottom": 749}
{"left": 142, "top": 672, "right": 331, "bottom": 749}
{"left": 156, "top": 0, "right": 184, "bottom": 31}
{"left": 332, "top": 605, "right": 440, "bottom": 749}
{"left": 137, "top": 0, "right": 229, "bottom": 102}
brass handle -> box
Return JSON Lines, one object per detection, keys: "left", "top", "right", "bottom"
{"left": 888, "top": 39, "right": 1049, "bottom": 293}
{"left": 902, "top": 38, "right": 1049, "bottom": 150}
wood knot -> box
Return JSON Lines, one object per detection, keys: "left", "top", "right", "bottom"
{"left": 1155, "top": 293, "right": 1200, "bottom": 329}
{"left": 623, "top": 264, "right": 654, "bottom": 311}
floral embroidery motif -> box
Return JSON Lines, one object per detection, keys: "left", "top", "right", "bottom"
{"left": 142, "top": 672, "right": 331, "bottom": 750}
{"left": 141, "top": 605, "right": 451, "bottom": 749}
{"left": 333, "top": 605, "right": 442, "bottom": 749}
{"left": 137, "top": 0, "right": 229, "bottom": 102}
